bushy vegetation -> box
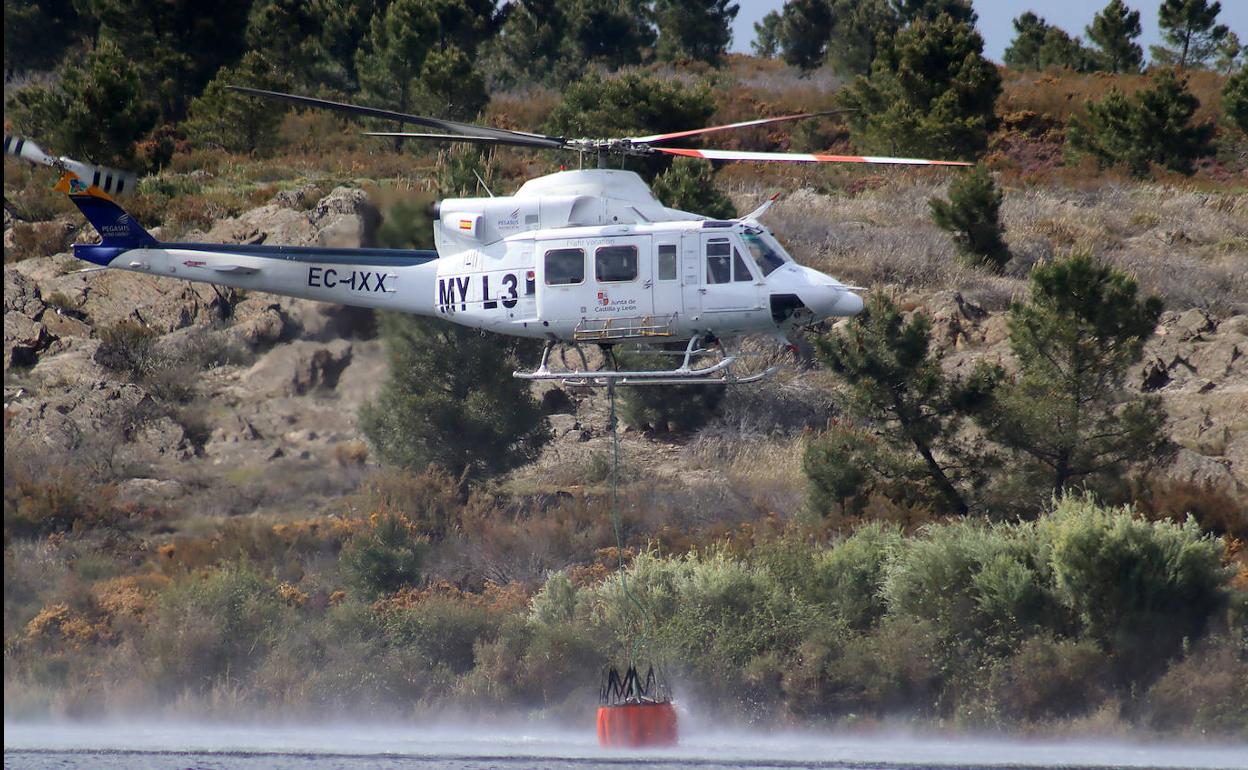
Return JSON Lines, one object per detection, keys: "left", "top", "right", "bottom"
{"left": 359, "top": 313, "right": 549, "bottom": 482}
{"left": 4, "top": 0, "right": 1247, "bottom": 736}
{"left": 840, "top": 10, "right": 1001, "bottom": 159}
{"left": 929, "top": 165, "right": 1011, "bottom": 271}
{"left": 1068, "top": 68, "right": 1216, "bottom": 177}
{"left": 4, "top": 495, "right": 1242, "bottom": 731}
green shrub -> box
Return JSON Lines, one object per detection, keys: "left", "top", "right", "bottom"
{"left": 145, "top": 565, "right": 283, "bottom": 694}
{"left": 985, "top": 635, "right": 1109, "bottom": 723}
{"left": 650, "top": 158, "right": 735, "bottom": 219}
{"left": 810, "top": 522, "right": 902, "bottom": 630}
{"left": 95, "top": 321, "right": 159, "bottom": 378}
{"left": 6, "top": 39, "right": 158, "bottom": 166}
{"left": 929, "top": 165, "right": 1010, "bottom": 272}
{"left": 381, "top": 596, "right": 497, "bottom": 675}
{"left": 1067, "top": 68, "right": 1215, "bottom": 177}
{"left": 839, "top": 13, "right": 1001, "bottom": 159}
{"left": 359, "top": 313, "right": 549, "bottom": 481}
{"left": 1141, "top": 634, "right": 1248, "bottom": 735}
{"left": 340, "top": 512, "right": 427, "bottom": 599}
{"left": 1224, "top": 68, "right": 1248, "bottom": 134}
{"left": 617, "top": 352, "right": 725, "bottom": 434}
{"left": 1040, "top": 495, "right": 1231, "bottom": 679}
{"left": 883, "top": 520, "right": 1063, "bottom": 652}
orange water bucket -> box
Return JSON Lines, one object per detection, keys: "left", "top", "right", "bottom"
{"left": 596, "top": 701, "right": 679, "bottom": 748}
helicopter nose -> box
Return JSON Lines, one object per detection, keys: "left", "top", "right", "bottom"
{"left": 801, "top": 285, "right": 863, "bottom": 319}
{"left": 833, "top": 288, "right": 864, "bottom": 316}
{"left": 794, "top": 269, "right": 863, "bottom": 319}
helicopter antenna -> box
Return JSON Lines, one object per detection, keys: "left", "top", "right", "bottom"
{"left": 473, "top": 169, "right": 494, "bottom": 197}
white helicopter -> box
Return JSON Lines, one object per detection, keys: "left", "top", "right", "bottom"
{"left": 7, "top": 88, "right": 968, "bottom": 385}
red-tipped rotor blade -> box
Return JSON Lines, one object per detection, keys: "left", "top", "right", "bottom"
{"left": 654, "top": 147, "right": 972, "bottom": 166}
{"left": 628, "top": 110, "right": 852, "bottom": 145}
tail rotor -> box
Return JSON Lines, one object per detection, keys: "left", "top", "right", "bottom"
{"left": 4, "top": 135, "right": 137, "bottom": 198}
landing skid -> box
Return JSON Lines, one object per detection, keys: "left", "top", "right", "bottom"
{"left": 514, "top": 336, "right": 780, "bottom": 387}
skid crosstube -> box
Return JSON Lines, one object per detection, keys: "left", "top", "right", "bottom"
{"left": 513, "top": 335, "right": 780, "bottom": 387}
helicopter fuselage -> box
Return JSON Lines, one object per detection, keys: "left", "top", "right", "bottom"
{"left": 69, "top": 169, "right": 863, "bottom": 345}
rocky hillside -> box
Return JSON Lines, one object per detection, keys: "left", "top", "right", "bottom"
{"left": 4, "top": 185, "right": 1246, "bottom": 528}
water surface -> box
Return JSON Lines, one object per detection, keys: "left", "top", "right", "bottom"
{"left": 5, "top": 720, "right": 1245, "bottom": 770}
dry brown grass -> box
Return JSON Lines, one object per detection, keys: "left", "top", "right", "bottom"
{"left": 740, "top": 178, "right": 1246, "bottom": 314}
{"left": 999, "top": 69, "right": 1229, "bottom": 126}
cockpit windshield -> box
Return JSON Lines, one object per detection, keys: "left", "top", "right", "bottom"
{"left": 741, "top": 228, "right": 788, "bottom": 277}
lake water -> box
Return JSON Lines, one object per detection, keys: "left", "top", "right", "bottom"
{"left": 4, "top": 720, "right": 1246, "bottom": 770}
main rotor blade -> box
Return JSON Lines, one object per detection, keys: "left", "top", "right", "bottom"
{"left": 362, "top": 131, "right": 561, "bottom": 149}
{"left": 227, "top": 86, "right": 568, "bottom": 149}
{"left": 654, "top": 147, "right": 973, "bottom": 166}
{"left": 627, "top": 110, "right": 855, "bottom": 145}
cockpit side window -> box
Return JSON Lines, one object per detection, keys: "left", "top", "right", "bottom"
{"left": 706, "top": 238, "right": 731, "bottom": 284}
{"left": 742, "top": 232, "right": 786, "bottom": 277}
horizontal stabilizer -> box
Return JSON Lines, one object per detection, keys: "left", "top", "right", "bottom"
{"left": 209, "top": 264, "right": 259, "bottom": 274}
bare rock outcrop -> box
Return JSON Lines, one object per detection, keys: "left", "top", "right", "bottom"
{"left": 190, "top": 185, "right": 380, "bottom": 249}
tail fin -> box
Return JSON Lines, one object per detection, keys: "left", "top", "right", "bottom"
{"left": 58, "top": 173, "right": 156, "bottom": 264}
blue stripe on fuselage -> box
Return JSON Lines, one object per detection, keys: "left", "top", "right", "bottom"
{"left": 73, "top": 241, "right": 440, "bottom": 268}
{"left": 161, "top": 242, "right": 439, "bottom": 266}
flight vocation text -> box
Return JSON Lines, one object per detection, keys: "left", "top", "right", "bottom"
{"left": 437, "top": 272, "right": 530, "bottom": 313}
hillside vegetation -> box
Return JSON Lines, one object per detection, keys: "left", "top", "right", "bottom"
{"left": 4, "top": 0, "right": 1247, "bottom": 736}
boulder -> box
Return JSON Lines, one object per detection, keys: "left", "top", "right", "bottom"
{"left": 1166, "top": 448, "right": 1240, "bottom": 491}
{"left": 4, "top": 311, "right": 49, "bottom": 368}
{"left": 1175, "top": 308, "right": 1216, "bottom": 340}
{"left": 241, "top": 339, "right": 354, "bottom": 397}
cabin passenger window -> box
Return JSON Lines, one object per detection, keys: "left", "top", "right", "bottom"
{"left": 657, "top": 245, "right": 677, "bottom": 280}
{"left": 545, "top": 248, "right": 585, "bottom": 285}
{"left": 706, "top": 239, "right": 731, "bottom": 284}
{"left": 596, "top": 245, "right": 638, "bottom": 282}
{"left": 732, "top": 248, "right": 753, "bottom": 282}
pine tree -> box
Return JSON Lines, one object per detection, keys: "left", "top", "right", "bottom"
{"left": 812, "top": 294, "right": 999, "bottom": 516}
{"left": 355, "top": 0, "right": 494, "bottom": 120}
{"left": 7, "top": 39, "right": 158, "bottom": 166}
{"left": 777, "top": 0, "right": 835, "bottom": 70}
{"left": 89, "top": 0, "right": 251, "bottom": 120}
{"left": 3, "top": 0, "right": 91, "bottom": 78}
{"left": 650, "top": 158, "right": 735, "bottom": 219}
{"left": 313, "top": 0, "right": 388, "bottom": 84}
{"left": 1225, "top": 68, "right": 1248, "bottom": 133}
{"left": 929, "top": 165, "right": 1010, "bottom": 272}
{"left": 544, "top": 72, "right": 716, "bottom": 178}
{"left": 840, "top": 13, "right": 1001, "bottom": 159}
{"left": 1086, "top": 0, "right": 1144, "bottom": 73}
{"left": 826, "top": 0, "right": 900, "bottom": 76}
{"left": 493, "top": 0, "right": 579, "bottom": 86}
{"left": 184, "top": 52, "right": 292, "bottom": 156}
{"left": 1213, "top": 31, "right": 1244, "bottom": 74}
{"left": 654, "top": 0, "right": 739, "bottom": 66}
{"left": 1067, "top": 68, "right": 1215, "bottom": 176}
{"left": 891, "top": 0, "right": 975, "bottom": 25}
{"left": 977, "top": 251, "right": 1169, "bottom": 499}
{"left": 1036, "top": 27, "right": 1101, "bottom": 72}
{"left": 752, "top": 10, "right": 782, "bottom": 57}
{"left": 1004, "top": 12, "right": 1049, "bottom": 71}
{"left": 359, "top": 313, "right": 549, "bottom": 482}
{"left": 1153, "top": 0, "right": 1229, "bottom": 70}
{"left": 245, "top": 0, "right": 327, "bottom": 88}
{"left": 566, "top": 0, "right": 656, "bottom": 71}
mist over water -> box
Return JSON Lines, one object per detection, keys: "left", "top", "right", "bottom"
{"left": 5, "top": 719, "right": 1246, "bottom": 770}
